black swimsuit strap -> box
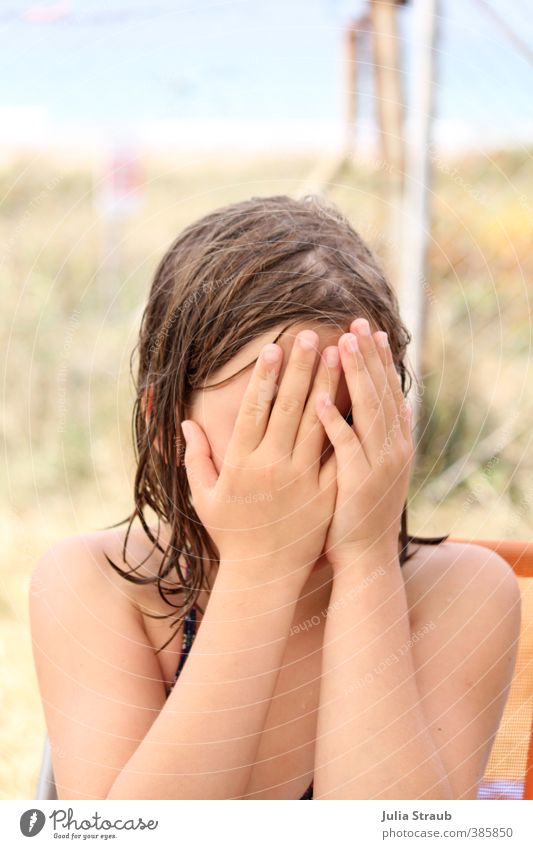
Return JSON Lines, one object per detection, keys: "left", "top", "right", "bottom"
{"left": 175, "top": 605, "right": 197, "bottom": 678}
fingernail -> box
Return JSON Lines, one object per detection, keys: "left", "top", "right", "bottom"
{"left": 354, "top": 318, "right": 371, "bottom": 335}
{"left": 298, "top": 330, "right": 318, "bottom": 350}
{"left": 325, "top": 347, "right": 339, "bottom": 368}
{"left": 342, "top": 333, "right": 358, "bottom": 353}
{"left": 317, "top": 391, "right": 332, "bottom": 408}
{"left": 376, "top": 331, "right": 388, "bottom": 348}
{"left": 262, "top": 344, "right": 280, "bottom": 362}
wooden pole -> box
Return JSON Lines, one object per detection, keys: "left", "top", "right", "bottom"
{"left": 370, "top": 0, "right": 404, "bottom": 175}
{"left": 299, "top": 14, "right": 368, "bottom": 197}
{"left": 344, "top": 17, "right": 359, "bottom": 156}
{"left": 370, "top": 0, "right": 405, "bottom": 288}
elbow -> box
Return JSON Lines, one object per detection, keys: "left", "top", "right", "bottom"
{"left": 419, "top": 774, "right": 455, "bottom": 800}
{"left": 105, "top": 779, "right": 134, "bottom": 800}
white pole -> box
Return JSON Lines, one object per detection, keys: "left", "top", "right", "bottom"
{"left": 399, "top": 0, "right": 438, "bottom": 436}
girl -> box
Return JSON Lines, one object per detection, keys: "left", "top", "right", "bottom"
{"left": 30, "top": 194, "right": 520, "bottom": 800}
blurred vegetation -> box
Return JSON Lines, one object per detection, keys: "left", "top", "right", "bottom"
{"left": 1, "top": 147, "right": 532, "bottom": 797}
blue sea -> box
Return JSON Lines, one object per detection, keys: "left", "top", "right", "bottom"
{"left": 0, "top": 0, "right": 531, "bottom": 152}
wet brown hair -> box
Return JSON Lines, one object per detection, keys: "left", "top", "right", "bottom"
{"left": 104, "top": 193, "right": 449, "bottom": 653}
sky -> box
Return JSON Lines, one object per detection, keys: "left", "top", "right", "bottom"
{"left": 0, "top": 0, "right": 532, "bottom": 154}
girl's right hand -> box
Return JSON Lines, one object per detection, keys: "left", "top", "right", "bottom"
{"left": 180, "top": 329, "right": 341, "bottom": 589}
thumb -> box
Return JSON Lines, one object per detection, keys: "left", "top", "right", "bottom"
{"left": 180, "top": 420, "right": 218, "bottom": 496}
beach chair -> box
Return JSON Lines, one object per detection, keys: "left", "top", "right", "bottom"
{"left": 35, "top": 735, "right": 57, "bottom": 800}
{"left": 35, "top": 537, "right": 533, "bottom": 800}
{"left": 448, "top": 538, "right": 533, "bottom": 800}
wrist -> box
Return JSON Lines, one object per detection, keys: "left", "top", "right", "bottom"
{"left": 327, "top": 542, "right": 400, "bottom": 574}
{"left": 215, "top": 558, "right": 305, "bottom": 602}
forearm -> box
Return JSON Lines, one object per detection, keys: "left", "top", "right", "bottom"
{"left": 314, "top": 549, "right": 452, "bottom": 800}
{"left": 107, "top": 564, "right": 300, "bottom": 800}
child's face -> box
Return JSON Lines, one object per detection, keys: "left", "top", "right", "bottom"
{"left": 186, "top": 321, "right": 354, "bottom": 474}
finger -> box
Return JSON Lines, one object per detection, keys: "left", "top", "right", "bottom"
{"left": 350, "top": 317, "right": 395, "bottom": 434}
{"left": 368, "top": 328, "right": 401, "bottom": 440}
{"left": 373, "top": 330, "right": 412, "bottom": 442}
{"left": 318, "top": 448, "right": 338, "bottom": 496}
{"left": 264, "top": 329, "right": 320, "bottom": 455}
{"left": 180, "top": 419, "right": 218, "bottom": 501}
{"left": 226, "top": 342, "right": 284, "bottom": 460}
{"left": 315, "top": 391, "right": 369, "bottom": 474}
{"left": 338, "top": 332, "right": 386, "bottom": 464}
{"left": 293, "top": 344, "right": 341, "bottom": 469}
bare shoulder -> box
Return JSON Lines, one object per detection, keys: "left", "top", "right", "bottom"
{"left": 28, "top": 525, "right": 178, "bottom": 799}
{"left": 30, "top": 525, "right": 168, "bottom": 612}
{"left": 28, "top": 525, "right": 167, "bottom": 674}
{"left": 400, "top": 540, "right": 521, "bottom": 799}
{"left": 402, "top": 539, "right": 521, "bottom": 631}
{"left": 30, "top": 522, "right": 186, "bottom": 679}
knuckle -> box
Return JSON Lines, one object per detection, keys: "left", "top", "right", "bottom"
{"left": 336, "top": 425, "right": 354, "bottom": 449}
{"left": 242, "top": 397, "right": 269, "bottom": 419}
{"left": 291, "top": 356, "right": 314, "bottom": 374}
{"left": 365, "top": 392, "right": 382, "bottom": 413}
{"left": 302, "top": 405, "right": 321, "bottom": 431}
{"left": 390, "top": 442, "right": 410, "bottom": 468}
{"left": 346, "top": 350, "right": 363, "bottom": 370}
{"left": 258, "top": 461, "right": 277, "bottom": 482}
{"left": 275, "top": 393, "right": 301, "bottom": 416}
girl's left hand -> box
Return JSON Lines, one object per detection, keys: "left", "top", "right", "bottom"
{"left": 316, "top": 317, "right": 414, "bottom": 570}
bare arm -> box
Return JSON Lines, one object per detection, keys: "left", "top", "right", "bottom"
{"left": 30, "top": 538, "right": 300, "bottom": 800}
{"left": 107, "top": 565, "right": 300, "bottom": 799}
{"left": 313, "top": 544, "right": 521, "bottom": 800}
{"left": 313, "top": 322, "right": 451, "bottom": 798}
{"left": 312, "top": 322, "right": 521, "bottom": 799}
{"left": 314, "top": 549, "right": 452, "bottom": 799}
